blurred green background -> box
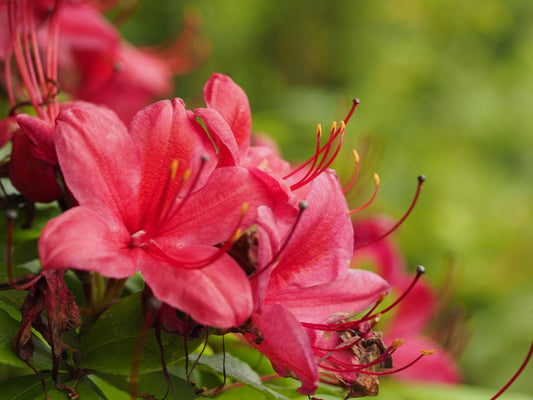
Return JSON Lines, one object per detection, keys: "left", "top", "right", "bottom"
{"left": 122, "top": 0, "right": 533, "bottom": 397}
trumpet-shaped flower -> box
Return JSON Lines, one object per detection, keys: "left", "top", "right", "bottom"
{"left": 39, "top": 99, "right": 286, "bottom": 328}
{"left": 245, "top": 172, "right": 390, "bottom": 394}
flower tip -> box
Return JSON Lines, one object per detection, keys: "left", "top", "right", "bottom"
{"left": 390, "top": 338, "right": 405, "bottom": 351}
{"left": 352, "top": 149, "right": 360, "bottom": 163}
{"left": 416, "top": 265, "right": 426, "bottom": 275}
{"left": 353, "top": 98, "right": 360, "bottom": 105}
{"left": 4, "top": 209, "right": 18, "bottom": 221}
{"left": 418, "top": 174, "right": 426, "bottom": 183}
{"left": 373, "top": 173, "right": 380, "bottom": 186}
{"left": 299, "top": 200, "right": 308, "bottom": 211}
{"left": 420, "top": 349, "right": 436, "bottom": 356}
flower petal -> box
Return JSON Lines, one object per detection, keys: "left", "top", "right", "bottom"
{"left": 128, "top": 98, "right": 216, "bottom": 227}
{"left": 203, "top": 73, "right": 251, "bottom": 154}
{"left": 55, "top": 105, "right": 141, "bottom": 231}
{"left": 248, "top": 304, "right": 318, "bottom": 394}
{"left": 266, "top": 269, "right": 390, "bottom": 323}
{"left": 39, "top": 207, "right": 137, "bottom": 278}
{"left": 269, "top": 171, "right": 353, "bottom": 289}
{"left": 157, "top": 166, "right": 289, "bottom": 246}
{"left": 140, "top": 247, "right": 252, "bottom": 328}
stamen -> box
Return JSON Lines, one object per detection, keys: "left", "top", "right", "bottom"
{"left": 357, "top": 349, "right": 435, "bottom": 376}
{"left": 354, "top": 175, "right": 425, "bottom": 249}
{"left": 343, "top": 150, "right": 360, "bottom": 194}
{"left": 349, "top": 173, "right": 380, "bottom": 214}
{"left": 490, "top": 339, "right": 533, "bottom": 400}
{"left": 251, "top": 200, "right": 308, "bottom": 279}
{"left": 343, "top": 98, "right": 360, "bottom": 124}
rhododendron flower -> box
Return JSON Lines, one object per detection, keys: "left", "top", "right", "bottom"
{"left": 245, "top": 172, "right": 390, "bottom": 394}
{"left": 38, "top": 99, "right": 287, "bottom": 328}
{"left": 351, "top": 217, "right": 461, "bottom": 383}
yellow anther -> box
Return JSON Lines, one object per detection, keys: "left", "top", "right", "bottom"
{"left": 339, "top": 120, "right": 346, "bottom": 131}
{"left": 420, "top": 349, "right": 436, "bottom": 356}
{"left": 330, "top": 121, "right": 337, "bottom": 133}
{"left": 389, "top": 338, "right": 405, "bottom": 351}
{"left": 373, "top": 173, "right": 380, "bottom": 186}
{"left": 316, "top": 124, "right": 322, "bottom": 138}
{"left": 352, "top": 149, "right": 360, "bottom": 163}
{"left": 240, "top": 202, "right": 249, "bottom": 216}
{"left": 182, "top": 168, "right": 192, "bottom": 183}
{"left": 169, "top": 159, "right": 179, "bottom": 181}
{"left": 231, "top": 228, "right": 242, "bottom": 242}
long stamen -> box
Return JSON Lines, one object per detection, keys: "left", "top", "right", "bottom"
{"left": 343, "top": 150, "right": 360, "bottom": 194}
{"left": 349, "top": 173, "right": 380, "bottom": 214}
{"left": 354, "top": 175, "right": 425, "bottom": 249}
{"left": 357, "top": 350, "right": 435, "bottom": 376}
{"left": 490, "top": 339, "right": 533, "bottom": 400}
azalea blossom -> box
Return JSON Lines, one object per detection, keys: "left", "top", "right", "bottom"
{"left": 38, "top": 98, "right": 288, "bottom": 329}
{"left": 243, "top": 172, "right": 390, "bottom": 394}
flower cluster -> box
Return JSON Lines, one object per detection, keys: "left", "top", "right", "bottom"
{"left": 0, "top": 1, "right": 467, "bottom": 399}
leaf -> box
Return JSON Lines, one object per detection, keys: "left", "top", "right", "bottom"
{"left": 193, "top": 353, "right": 291, "bottom": 400}
{"left": 0, "top": 373, "right": 102, "bottom": 400}
{"left": 0, "top": 288, "right": 27, "bottom": 321}
{"left": 95, "top": 370, "right": 196, "bottom": 400}
{"left": 78, "top": 292, "right": 201, "bottom": 375}
{"left": 12, "top": 238, "right": 40, "bottom": 269}
{"left": 0, "top": 308, "right": 51, "bottom": 370}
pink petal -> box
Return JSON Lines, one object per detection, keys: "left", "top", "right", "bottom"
{"left": 203, "top": 73, "right": 251, "bottom": 154}
{"left": 140, "top": 248, "right": 252, "bottom": 329}
{"left": 157, "top": 166, "right": 289, "bottom": 246}
{"left": 266, "top": 269, "right": 390, "bottom": 323}
{"left": 16, "top": 115, "right": 56, "bottom": 163}
{"left": 248, "top": 304, "right": 318, "bottom": 394}
{"left": 55, "top": 106, "right": 141, "bottom": 231}
{"left": 128, "top": 98, "right": 216, "bottom": 227}
{"left": 39, "top": 207, "right": 137, "bottom": 278}
{"left": 195, "top": 107, "right": 240, "bottom": 166}
{"left": 268, "top": 171, "right": 353, "bottom": 289}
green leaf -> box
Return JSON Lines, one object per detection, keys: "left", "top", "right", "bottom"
{"left": 0, "top": 288, "right": 27, "bottom": 321}
{"left": 78, "top": 292, "right": 201, "bottom": 375}
{"left": 0, "top": 373, "right": 103, "bottom": 400}
{"left": 0, "top": 308, "right": 51, "bottom": 370}
{"left": 12, "top": 238, "right": 40, "bottom": 270}
{"left": 96, "top": 370, "right": 196, "bottom": 400}
{"left": 194, "top": 353, "right": 290, "bottom": 400}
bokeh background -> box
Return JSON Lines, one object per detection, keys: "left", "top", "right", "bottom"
{"left": 120, "top": 0, "right": 532, "bottom": 397}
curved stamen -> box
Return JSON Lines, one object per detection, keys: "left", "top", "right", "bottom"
{"left": 354, "top": 175, "right": 425, "bottom": 249}
{"left": 356, "top": 350, "right": 435, "bottom": 376}
{"left": 349, "top": 173, "right": 380, "bottom": 214}
{"left": 490, "top": 339, "right": 533, "bottom": 400}
{"left": 343, "top": 150, "right": 360, "bottom": 194}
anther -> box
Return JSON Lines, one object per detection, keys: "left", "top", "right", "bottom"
{"left": 349, "top": 173, "right": 380, "bottom": 214}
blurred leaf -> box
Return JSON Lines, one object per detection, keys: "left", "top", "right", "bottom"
{"left": 96, "top": 370, "right": 196, "bottom": 400}
{"left": 78, "top": 292, "right": 201, "bottom": 375}
{"left": 194, "top": 353, "right": 290, "bottom": 400}
{"left": 12, "top": 238, "right": 39, "bottom": 268}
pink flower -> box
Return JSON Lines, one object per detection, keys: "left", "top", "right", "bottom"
{"left": 38, "top": 99, "right": 286, "bottom": 329}
{"left": 351, "top": 217, "right": 461, "bottom": 383}
{"left": 244, "top": 173, "right": 390, "bottom": 394}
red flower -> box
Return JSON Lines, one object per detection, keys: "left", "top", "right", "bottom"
{"left": 245, "top": 173, "right": 390, "bottom": 394}
{"left": 352, "top": 217, "right": 461, "bottom": 383}
{"left": 39, "top": 99, "right": 285, "bottom": 328}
